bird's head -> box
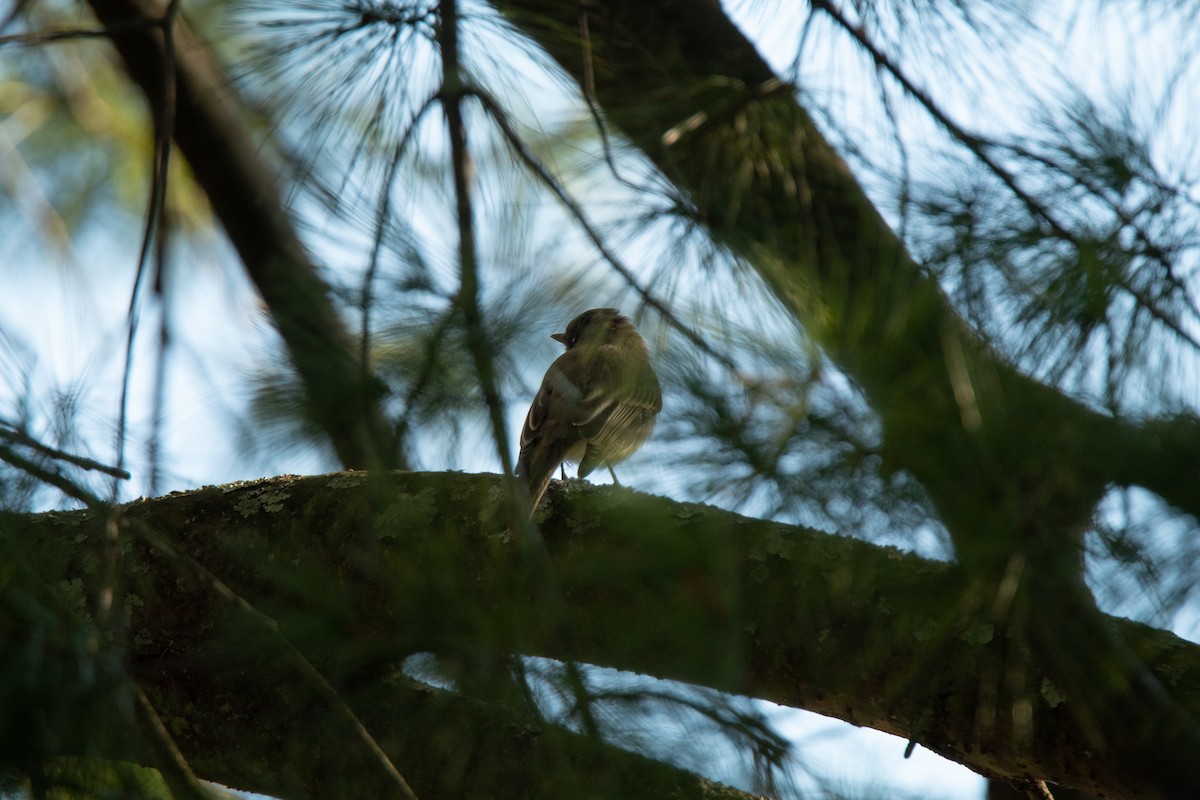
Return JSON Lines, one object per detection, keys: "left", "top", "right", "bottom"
{"left": 551, "top": 308, "right": 633, "bottom": 349}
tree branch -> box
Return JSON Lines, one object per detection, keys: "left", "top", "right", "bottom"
{"left": 16, "top": 472, "right": 1200, "bottom": 797}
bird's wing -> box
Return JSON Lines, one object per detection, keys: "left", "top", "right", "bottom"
{"left": 574, "top": 347, "right": 662, "bottom": 465}
{"left": 517, "top": 361, "right": 582, "bottom": 467}
{"left": 516, "top": 357, "right": 591, "bottom": 512}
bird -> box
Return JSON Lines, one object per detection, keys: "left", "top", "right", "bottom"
{"left": 515, "top": 308, "right": 662, "bottom": 514}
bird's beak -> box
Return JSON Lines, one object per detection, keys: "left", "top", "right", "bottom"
{"left": 551, "top": 332, "right": 568, "bottom": 344}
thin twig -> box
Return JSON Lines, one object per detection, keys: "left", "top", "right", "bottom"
{"left": 393, "top": 306, "right": 458, "bottom": 446}
{"left": 0, "top": 425, "right": 130, "bottom": 479}
{"left": 0, "top": 442, "right": 105, "bottom": 507}
{"left": 0, "top": 17, "right": 155, "bottom": 47}
{"left": 361, "top": 90, "right": 442, "bottom": 435}
{"left": 114, "top": 0, "right": 181, "bottom": 499}
{"left": 575, "top": 3, "right": 644, "bottom": 195}
{"left": 1018, "top": 778, "right": 1056, "bottom": 800}
{"left": 438, "top": 0, "right": 516, "bottom": 479}
{"left": 134, "top": 686, "right": 220, "bottom": 800}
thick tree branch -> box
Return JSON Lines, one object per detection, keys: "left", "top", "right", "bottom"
{"left": 16, "top": 473, "right": 1200, "bottom": 798}
{"left": 82, "top": 0, "right": 401, "bottom": 471}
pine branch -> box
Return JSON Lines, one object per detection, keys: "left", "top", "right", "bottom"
{"left": 14, "top": 472, "right": 1199, "bottom": 798}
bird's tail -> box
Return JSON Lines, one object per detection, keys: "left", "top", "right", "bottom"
{"left": 514, "top": 446, "right": 563, "bottom": 516}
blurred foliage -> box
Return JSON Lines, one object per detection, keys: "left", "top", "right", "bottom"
{"left": 0, "top": 1, "right": 214, "bottom": 261}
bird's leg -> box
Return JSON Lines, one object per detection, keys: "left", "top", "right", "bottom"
{"left": 560, "top": 465, "right": 567, "bottom": 480}
{"left": 607, "top": 466, "right": 620, "bottom": 485}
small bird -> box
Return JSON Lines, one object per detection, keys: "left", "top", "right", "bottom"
{"left": 516, "top": 308, "right": 662, "bottom": 514}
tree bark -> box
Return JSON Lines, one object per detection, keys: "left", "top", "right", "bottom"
{"left": 14, "top": 472, "right": 1200, "bottom": 798}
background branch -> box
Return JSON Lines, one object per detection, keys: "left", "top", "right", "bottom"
{"left": 83, "top": 0, "right": 401, "bottom": 471}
